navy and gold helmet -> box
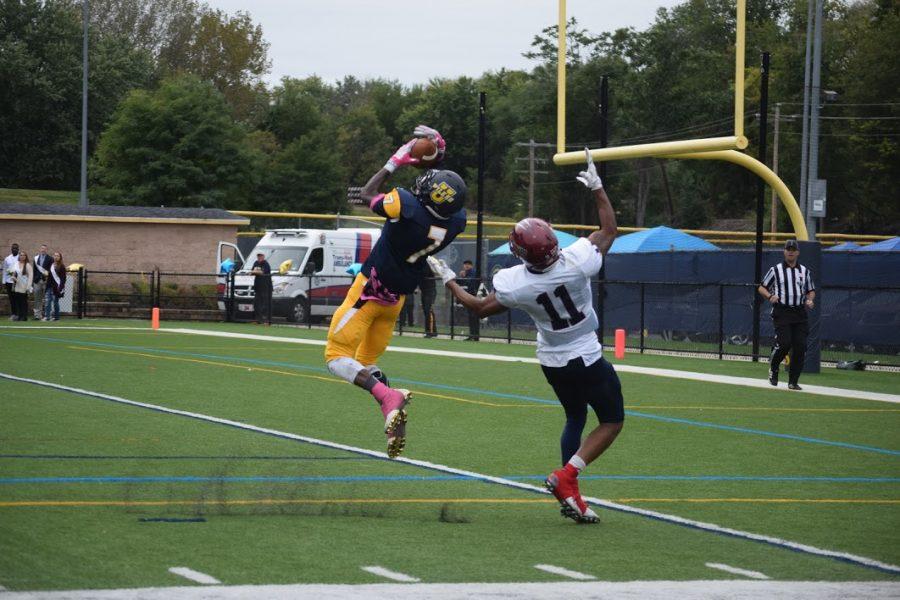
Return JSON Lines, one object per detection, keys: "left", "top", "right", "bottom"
{"left": 412, "top": 169, "right": 467, "bottom": 219}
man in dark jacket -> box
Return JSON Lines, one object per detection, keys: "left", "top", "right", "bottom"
{"left": 32, "top": 244, "right": 52, "bottom": 319}
{"left": 251, "top": 252, "right": 272, "bottom": 325}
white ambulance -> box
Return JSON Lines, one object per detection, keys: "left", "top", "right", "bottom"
{"left": 216, "top": 228, "right": 381, "bottom": 322}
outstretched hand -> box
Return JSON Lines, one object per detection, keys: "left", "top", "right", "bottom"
{"left": 426, "top": 256, "right": 456, "bottom": 285}
{"left": 384, "top": 139, "right": 420, "bottom": 173}
{"left": 413, "top": 124, "right": 446, "bottom": 160}
{"left": 576, "top": 148, "right": 603, "bottom": 190}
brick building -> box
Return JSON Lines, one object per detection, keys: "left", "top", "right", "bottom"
{"left": 0, "top": 204, "right": 249, "bottom": 273}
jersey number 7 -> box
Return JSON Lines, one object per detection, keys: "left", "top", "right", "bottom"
{"left": 536, "top": 285, "right": 586, "bottom": 331}
{"left": 406, "top": 226, "right": 447, "bottom": 263}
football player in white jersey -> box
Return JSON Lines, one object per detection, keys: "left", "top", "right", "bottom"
{"left": 428, "top": 149, "right": 620, "bottom": 524}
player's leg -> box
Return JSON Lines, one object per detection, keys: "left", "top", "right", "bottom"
{"left": 546, "top": 358, "right": 624, "bottom": 523}
{"left": 325, "top": 275, "right": 389, "bottom": 398}
{"left": 356, "top": 296, "right": 411, "bottom": 458}
{"left": 769, "top": 319, "right": 793, "bottom": 385}
{"left": 577, "top": 358, "right": 625, "bottom": 465}
{"left": 787, "top": 320, "right": 809, "bottom": 389}
{"left": 541, "top": 364, "right": 588, "bottom": 465}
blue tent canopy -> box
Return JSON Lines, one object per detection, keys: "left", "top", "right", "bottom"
{"left": 826, "top": 241, "right": 861, "bottom": 251}
{"left": 857, "top": 237, "right": 900, "bottom": 252}
{"left": 488, "top": 229, "right": 580, "bottom": 256}
{"left": 609, "top": 226, "right": 719, "bottom": 253}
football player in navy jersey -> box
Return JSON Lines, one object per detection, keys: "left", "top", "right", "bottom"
{"left": 325, "top": 125, "right": 467, "bottom": 458}
{"left": 429, "top": 150, "right": 621, "bottom": 523}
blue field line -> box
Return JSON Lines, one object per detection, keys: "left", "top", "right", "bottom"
{"left": 2, "top": 474, "right": 899, "bottom": 485}
{"left": 4, "top": 332, "right": 898, "bottom": 456}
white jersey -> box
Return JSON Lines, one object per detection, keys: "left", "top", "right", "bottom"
{"left": 493, "top": 238, "right": 603, "bottom": 367}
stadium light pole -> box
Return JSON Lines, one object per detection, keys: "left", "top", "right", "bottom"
{"left": 79, "top": 0, "right": 89, "bottom": 208}
{"left": 475, "top": 91, "right": 486, "bottom": 338}
{"left": 752, "top": 52, "right": 770, "bottom": 362}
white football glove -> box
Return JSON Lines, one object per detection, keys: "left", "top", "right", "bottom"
{"left": 576, "top": 147, "right": 603, "bottom": 190}
{"left": 426, "top": 256, "right": 456, "bottom": 285}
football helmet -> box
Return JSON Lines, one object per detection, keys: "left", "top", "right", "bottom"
{"left": 508, "top": 218, "right": 560, "bottom": 271}
{"left": 412, "top": 169, "right": 467, "bottom": 219}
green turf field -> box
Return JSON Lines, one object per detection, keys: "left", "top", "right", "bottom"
{"left": 0, "top": 320, "right": 898, "bottom": 593}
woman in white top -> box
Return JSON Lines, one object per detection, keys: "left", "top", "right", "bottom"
{"left": 11, "top": 251, "right": 33, "bottom": 321}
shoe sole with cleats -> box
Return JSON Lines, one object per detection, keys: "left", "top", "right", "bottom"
{"left": 386, "top": 411, "right": 407, "bottom": 459}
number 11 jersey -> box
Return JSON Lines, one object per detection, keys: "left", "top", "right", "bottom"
{"left": 492, "top": 238, "right": 603, "bottom": 367}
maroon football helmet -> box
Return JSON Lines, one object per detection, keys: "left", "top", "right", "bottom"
{"left": 508, "top": 218, "right": 560, "bottom": 271}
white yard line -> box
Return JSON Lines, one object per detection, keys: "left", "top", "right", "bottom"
{"left": 705, "top": 562, "right": 770, "bottom": 579}
{"left": 2, "top": 581, "right": 900, "bottom": 599}
{"left": 533, "top": 564, "right": 596, "bottom": 580}
{"left": 164, "top": 328, "right": 900, "bottom": 404}
{"left": 360, "top": 566, "right": 420, "bottom": 583}
{"left": 167, "top": 567, "right": 220, "bottom": 585}
{"left": 3, "top": 371, "right": 899, "bottom": 577}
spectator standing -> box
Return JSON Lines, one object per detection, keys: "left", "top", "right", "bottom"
{"left": 3, "top": 243, "right": 19, "bottom": 318}
{"left": 11, "top": 251, "right": 33, "bottom": 321}
{"left": 458, "top": 260, "right": 479, "bottom": 341}
{"left": 43, "top": 252, "right": 66, "bottom": 321}
{"left": 420, "top": 275, "right": 438, "bottom": 338}
{"left": 758, "top": 240, "right": 816, "bottom": 390}
{"left": 251, "top": 252, "right": 272, "bottom": 325}
{"left": 32, "top": 244, "right": 51, "bottom": 319}
{"left": 401, "top": 286, "right": 415, "bottom": 328}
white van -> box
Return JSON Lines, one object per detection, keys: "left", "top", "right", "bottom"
{"left": 216, "top": 228, "right": 382, "bottom": 322}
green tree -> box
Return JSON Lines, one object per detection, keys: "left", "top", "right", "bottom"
{"left": 256, "top": 128, "right": 346, "bottom": 213}
{"left": 0, "top": 0, "right": 152, "bottom": 189}
{"left": 92, "top": 75, "right": 255, "bottom": 207}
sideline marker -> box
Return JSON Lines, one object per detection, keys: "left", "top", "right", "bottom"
{"left": 615, "top": 328, "right": 626, "bottom": 359}
{"left": 151, "top": 307, "right": 160, "bottom": 330}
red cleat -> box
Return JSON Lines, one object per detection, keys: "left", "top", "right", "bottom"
{"left": 545, "top": 468, "right": 599, "bottom": 524}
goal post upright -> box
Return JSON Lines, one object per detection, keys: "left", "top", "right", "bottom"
{"left": 557, "top": 0, "right": 567, "bottom": 154}
{"left": 552, "top": 0, "right": 806, "bottom": 240}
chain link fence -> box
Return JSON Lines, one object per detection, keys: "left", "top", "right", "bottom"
{"left": 56, "top": 269, "right": 900, "bottom": 367}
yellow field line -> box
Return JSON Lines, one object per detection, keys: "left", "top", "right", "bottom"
{"left": 628, "top": 405, "right": 900, "bottom": 413}
{"left": 1, "top": 497, "right": 896, "bottom": 508}
{"left": 67, "top": 346, "right": 540, "bottom": 409}
{"left": 617, "top": 498, "right": 900, "bottom": 504}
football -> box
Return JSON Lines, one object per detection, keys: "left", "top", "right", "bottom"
{"left": 410, "top": 137, "right": 440, "bottom": 168}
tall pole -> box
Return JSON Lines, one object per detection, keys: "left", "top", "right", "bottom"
{"left": 599, "top": 76, "right": 609, "bottom": 183}
{"left": 798, "top": 0, "right": 814, "bottom": 231}
{"left": 752, "top": 52, "right": 770, "bottom": 362}
{"left": 79, "top": 0, "right": 89, "bottom": 207}
{"left": 806, "top": 0, "right": 823, "bottom": 239}
{"left": 527, "top": 139, "right": 535, "bottom": 217}
{"left": 770, "top": 103, "right": 781, "bottom": 232}
{"left": 475, "top": 92, "right": 486, "bottom": 280}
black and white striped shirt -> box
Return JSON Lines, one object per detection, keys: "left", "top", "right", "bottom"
{"left": 762, "top": 262, "right": 815, "bottom": 307}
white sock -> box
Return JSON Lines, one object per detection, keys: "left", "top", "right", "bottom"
{"left": 327, "top": 357, "right": 365, "bottom": 384}
{"left": 567, "top": 455, "right": 586, "bottom": 472}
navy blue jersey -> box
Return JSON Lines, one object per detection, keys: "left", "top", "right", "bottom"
{"left": 364, "top": 187, "right": 466, "bottom": 294}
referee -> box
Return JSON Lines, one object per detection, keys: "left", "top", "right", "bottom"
{"left": 758, "top": 240, "right": 816, "bottom": 390}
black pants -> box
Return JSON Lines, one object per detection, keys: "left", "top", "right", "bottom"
{"left": 4, "top": 282, "right": 12, "bottom": 315}
{"left": 11, "top": 291, "right": 28, "bottom": 320}
{"left": 254, "top": 287, "right": 272, "bottom": 324}
{"left": 401, "top": 293, "right": 415, "bottom": 326}
{"left": 421, "top": 286, "right": 436, "bottom": 335}
{"left": 541, "top": 357, "right": 624, "bottom": 465}
{"left": 770, "top": 305, "right": 809, "bottom": 385}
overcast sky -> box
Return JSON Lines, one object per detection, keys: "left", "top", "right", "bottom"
{"left": 203, "top": 0, "right": 683, "bottom": 87}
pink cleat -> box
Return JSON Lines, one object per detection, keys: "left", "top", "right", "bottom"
{"left": 380, "top": 388, "right": 411, "bottom": 458}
